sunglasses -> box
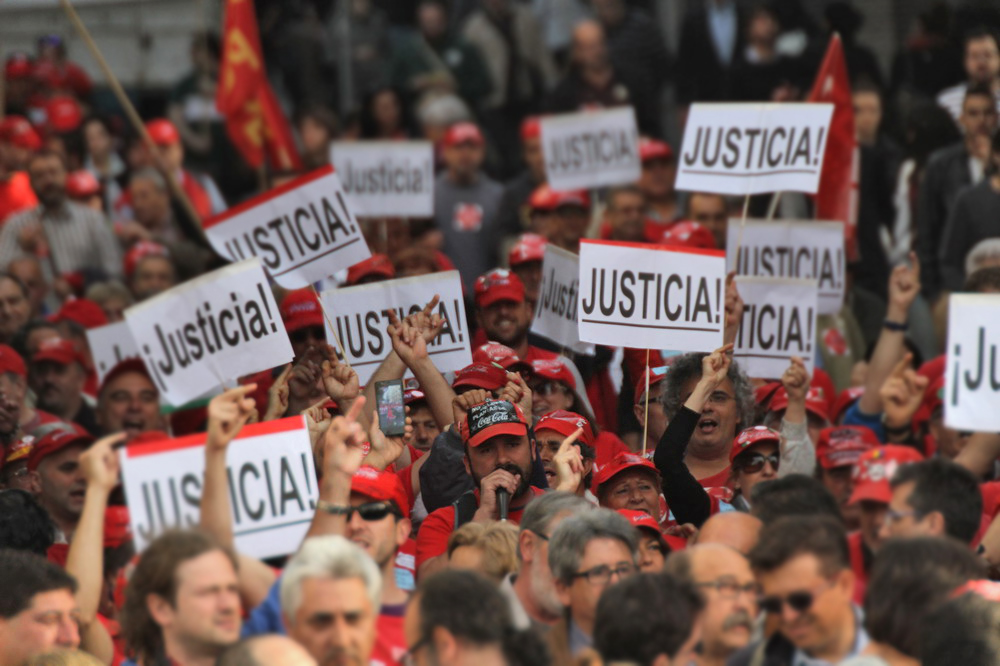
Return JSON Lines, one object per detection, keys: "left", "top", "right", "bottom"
{"left": 347, "top": 501, "right": 400, "bottom": 521}
{"left": 758, "top": 581, "right": 833, "bottom": 615}
{"left": 290, "top": 326, "right": 326, "bottom": 344}
{"left": 737, "top": 452, "right": 780, "bottom": 474}
{"left": 533, "top": 380, "right": 569, "bottom": 397}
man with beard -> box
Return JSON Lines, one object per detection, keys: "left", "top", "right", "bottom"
{"left": 0, "top": 150, "right": 122, "bottom": 279}
{"left": 26, "top": 422, "right": 94, "bottom": 541}
{"left": 474, "top": 269, "right": 555, "bottom": 364}
{"left": 665, "top": 544, "right": 758, "bottom": 666}
{"left": 95, "top": 359, "right": 164, "bottom": 438}
{"left": 29, "top": 338, "right": 97, "bottom": 434}
{"left": 416, "top": 394, "right": 544, "bottom": 576}
{"left": 503, "top": 491, "right": 593, "bottom": 629}
{"left": 0, "top": 273, "right": 32, "bottom": 345}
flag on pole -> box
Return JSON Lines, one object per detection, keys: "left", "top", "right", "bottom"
{"left": 217, "top": 0, "right": 302, "bottom": 172}
{"left": 807, "top": 34, "right": 858, "bottom": 261}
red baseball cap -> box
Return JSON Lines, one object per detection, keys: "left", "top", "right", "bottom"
{"left": 639, "top": 138, "right": 674, "bottom": 163}
{"left": 27, "top": 424, "right": 94, "bottom": 472}
{"left": 816, "top": 426, "right": 879, "bottom": 469}
{"left": 472, "top": 342, "right": 530, "bottom": 374}
{"left": 552, "top": 189, "right": 591, "bottom": 210}
{"left": 660, "top": 221, "right": 716, "bottom": 250}
{"left": 145, "top": 119, "right": 181, "bottom": 146}
{"left": 442, "top": 122, "right": 484, "bottom": 147}
{"left": 452, "top": 362, "right": 509, "bottom": 391}
{"left": 46, "top": 96, "right": 82, "bottom": 133}
{"left": 534, "top": 409, "right": 595, "bottom": 449}
{"left": 913, "top": 375, "right": 946, "bottom": 430}
{"left": 755, "top": 381, "right": 783, "bottom": 408}
{"left": 530, "top": 357, "right": 576, "bottom": 390}
{"left": 474, "top": 269, "right": 525, "bottom": 308}
{"left": 104, "top": 506, "right": 132, "bottom": 548}
{"left": 832, "top": 386, "right": 865, "bottom": 423}
{"left": 5, "top": 434, "right": 34, "bottom": 465}
{"left": 769, "top": 387, "right": 831, "bottom": 423}
{"left": 32, "top": 338, "right": 86, "bottom": 367}
{"left": 124, "top": 241, "right": 170, "bottom": 280}
{"left": 403, "top": 388, "right": 427, "bottom": 405}
{"left": 459, "top": 400, "right": 529, "bottom": 448}
{"left": 848, "top": 445, "right": 925, "bottom": 506}
{"left": 729, "top": 426, "right": 781, "bottom": 464}
{"left": 0, "top": 345, "right": 27, "bottom": 379}
{"left": 0, "top": 115, "right": 42, "bottom": 151}
{"left": 634, "top": 365, "right": 669, "bottom": 405}
{"left": 617, "top": 508, "right": 669, "bottom": 549}
{"left": 811, "top": 368, "right": 838, "bottom": 415}
{"left": 350, "top": 465, "right": 410, "bottom": 518}
{"left": 594, "top": 452, "right": 660, "bottom": 492}
{"left": 280, "top": 289, "right": 324, "bottom": 333}
{"left": 5, "top": 53, "right": 33, "bottom": 79}
{"left": 918, "top": 355, "right": 946, "bottom": 383}
{"left": 100, "top": 358, "right": 155, "bottom": 397}
{"left": 508, "top": 233, "right": 547, "bottom": 267}
{"left": 346, "top": 254, "right": 395, "bottom": 286}
{"left": 528, "top": 185, "right": 559, "bottom": 212}
{"left": 50, "top": 298, "right": 108, "bottom": 330}
{"left": 65, "top": 170, "right": 101, "bottom": 199}
{"left": 520, "top": 116, "right": 541, "bottom": 142}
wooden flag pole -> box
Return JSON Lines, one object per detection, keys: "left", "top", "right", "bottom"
{"left": 641, "top": 348, "right": 651, "bottom": 457}
{"left": 58, "top": 0, "right": 206, "bottom": 240}
{"left": 307, "top": 284, "right": 352, "bottom": 369}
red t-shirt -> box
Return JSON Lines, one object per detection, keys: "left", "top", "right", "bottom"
{"left": 371, "top": 604, "right": 408, "bottom": 666}
{"left": 415, "top": 487, "right": 546, "bottom": 571}
{"left": 0, "top": 173, "right": 38, "bottom": 224}
{"left": 847, "top": 531, "right": 868, "bottom": 604}
{"left": 698, "top": 467, "right": 735, "bottom": 504}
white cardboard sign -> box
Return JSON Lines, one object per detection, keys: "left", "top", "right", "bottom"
{"left": 322, "top": 271, "right": 471, "bottom": 384}
{"left": 124, "top": 258, "right": 293, "bottom": 406}
{"left": 330, "top": 141, "right": 434, "bottom": 217}
{"left": 676, "top": 103, "right": 834, "bottom": 195}
{"left": 726, "top": 219, "right": 845, "bottom": 315}
{"left": 532, "top": 245, "right": 594, "bottom": 355}
{"left": 944, "top": 294, "right": 1000, "bottom": 431}
{"left": 733, "top": 277, "right": 818, "bottom": 379}
{"left": 540, "top": 107, "right": 641, "bottom": 191}
{"left": 120, "top": 417, "right": 316, "bottom": 558}
{"left": 203, "top": 165, "right": 371, "bottom": 289}
{"left": 86, "top": 321, "right": 141, "bottom": 384}
{"left": 577, "top": 240, "right": 726, "bottom": 352}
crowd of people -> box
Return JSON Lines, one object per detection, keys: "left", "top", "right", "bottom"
{"left": 2, "top": 0, "right": 1000, "bottom": 665}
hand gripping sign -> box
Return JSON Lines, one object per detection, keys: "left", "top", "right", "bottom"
{"left": 120, "top": 417, "right": 316, "bottom": 559}
{"left": 330, "top": 140, "right": 434, "bottom": 217}
{"left": 124, "top": 258, "right": 293, "bottom": 406}
{"left": 726, "top": 219, "right": 845, "bottom": 315}
{"left": 203, "top": 165, "right": 371, "bottom": 288}
{"left": 540, "top": 107, "right": 641, "bottom": 191}
{"left": 577, "top": 240, "right": 726, "bottom": 353}
{"left": 322, "top": 271, "right": 472, "bottom": 384}
{"left": 945, "top": 294, "right": 1000, "bottom": 431}
{"left": 676, "top": 103, "right": 834, "bottom": 196}
{"left": 732, "top": 277, "right": 818, "bottom": 379}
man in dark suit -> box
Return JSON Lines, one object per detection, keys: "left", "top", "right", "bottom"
{"left": 676, "top": 0, "right": 745, "bottom": 108}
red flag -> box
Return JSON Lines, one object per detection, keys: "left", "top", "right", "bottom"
{"left": 217, "top": 0, "right": 302, "bottom": 172}
{"left": 807, "top": 34, "right": 858, "bottom": 261}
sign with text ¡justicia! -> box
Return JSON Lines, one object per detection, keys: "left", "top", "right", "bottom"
{"left": 540, "top": 107, "right": 641, "bottom": 191}
{"left": 577, "top": 240, "right": 726, "bottom": 353}
{"left": 119, "top": 417, "right": 317, "bottom": 558}
{"left": 123, "top": 258, "right": 293, "bottom": 406}
{"left": 732, "top": 277, "right": 818, "bottom": 379}
{"left": 675, "top": 103, "right": 834, "bottom": 196}
{"left": 203, "top": 165, "right": 372, "bottom": 289}
{"left": 944, "top": 294, "right": 1000, "bottom": 431}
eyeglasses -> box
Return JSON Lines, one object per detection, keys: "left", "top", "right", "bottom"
{"left": 698, "top": 577, "right": 759, "bottom": 600}
{"left": 572, "top": 563, "right": 637, "bottom": 585}
{"left": 401, "top": 635, "right": 430, "bottom": 666}
{"left": 707, "top": 391, "right": 734, "bottom": 405}
{"left": 533, "top": 381, "right": 569, "bottom": 397}
{"left": 736, "top": 452, "right": 780, "bottom": 475}
{"left": 290, "top": 326, "right": 326, "bottom": 344}
{"left": 530, "top": 529, "right": 549, "bottom": 541}
{"left": 347, "top": 501, "right": 400, "bottom": 521}
{"left": 758, "top": 580, "right": 834, "bottom": 615}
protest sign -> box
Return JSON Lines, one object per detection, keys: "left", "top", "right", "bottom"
{"left": 330, "top": 141, "right": 434, "bottom": 217}
{"left": 120, "top": 417, "right": 316, "bottom": 559}
{"left": 726, "top": 219, "right": 845, "bottom": 315}
{"left": 86, "top": 321, "right": 140, "bottom": 384}
{"left": 733, "top": 277, "right": 817, "bottom": 378}
{"left": 203, "top": 165, "right": 371, "bottom": 289}
{"left": 124, "top": 258, "right": 293, "bottom": 406}
{"left": 322, "top": 271, "right": 471, "bottom": 384}
{"left": 676, "top": 103, "right": 834, "bottom": 195}
{"left": 577, "top": 240, "right": 725, "bottom": 352}
{"left": 532, "top": 245, "right": 594, "bottom": 354}
{"left": 944, "top": 294, "right": 1000, "bottom": 431}
{"left": 540, "top": 108, "right": 641, "bottom": 191}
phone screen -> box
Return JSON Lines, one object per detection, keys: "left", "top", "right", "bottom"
{"left": 375, "top": 380, "right": 406, "bottom": 436}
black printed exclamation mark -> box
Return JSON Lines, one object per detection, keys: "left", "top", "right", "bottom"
{"left": 257, "top": 283, "right": 278, "bottom": 333}
{"left": 714, "top": 278, "right": 722, "bottom": 324}
{"left": 951, "top": 344, "right": 961, "bottom": 406}
{"left": 814, "top": 127, "right": 826, "bottom": 166}
{"left": 836, "top": 248, "right": 843, "bottom": 288}
{"left": 806, "top": 308, "right": 813, "bottom": 353}
{"left": 453, "top": 299, "right": 464, "bottom": 342}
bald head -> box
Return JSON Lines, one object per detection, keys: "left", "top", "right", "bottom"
{"left": 686, "top": 544, "right": 751, "bottom": 579}
{"left": 217, "top": 636, "right": 318, "bottom": 666}
{"left": 696, "top": 512, "right": 762, "bottom": 555}
{"left": 571, "top": 20, "right": 608, "bottom": 68}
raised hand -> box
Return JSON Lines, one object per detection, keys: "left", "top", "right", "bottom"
{"left": 289, "top": 348, "right": 326, "bottom": 401}
{"left": 263, "top": 365, "right": 292, "bottom": 421}
{"left": 887, "top": 252, "right": 921, "bottom": 323}
{"left": 320, "top": 397, "right": 368, "bottom": 480}
{"left": 498, "top": 371, "right": 532, "bottom": 418}
{"left": 79, "top": 433, "right": 126, "bottom": 494}
{"left": 552, "top": 427, "right": 585, "bottom": 493}
{"left": 452, "top": 388, "right": 492, "bottom": 428}
{"left": 320, "top": 344, "right": 360, "bottom": 401}
{"left": 880, "top": 353, "right": 928, "bottom": 431}
{"left": 207, "top": 385, "right": 257, "bottom": 451}
{"left": 700, "top": 344, "right": 734, "bottom": 389}
{"left": 781, "top": 356, "right": 809, "bottom": 402}
{"left": 365, "top": 413, "right": 411, "bottom": 470}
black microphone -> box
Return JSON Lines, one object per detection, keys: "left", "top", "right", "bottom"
{"left": 497, "top": 487, "right": 510, "bottom": 521}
